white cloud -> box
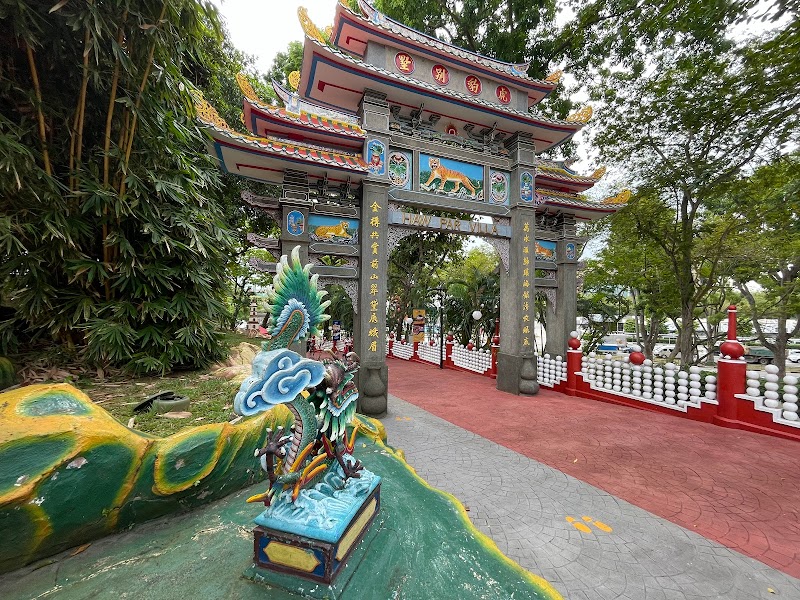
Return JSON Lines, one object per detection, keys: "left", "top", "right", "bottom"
{"left": 210, "top": 0, "right": 337, "bottom": 74}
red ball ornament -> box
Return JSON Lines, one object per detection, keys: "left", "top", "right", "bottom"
{"left": 429, "top": 340, "right": 435, "bottom": 346}
{"left": 446, "top": 334, "right": 454, "bottom": 342}
{"left": 720, "top": 340, "right": 745, "bottom": 360}
{"left": 629, "top": 351, "right": 645, "bottom": 365}
{"left": 467, "top": 342, "right": 474, "bottom": 350}
{"left": 568, "top": 337, "right": 581, "bottom": 350}
{"left": 492, "top": 335, "right": 500, "bottom": 345}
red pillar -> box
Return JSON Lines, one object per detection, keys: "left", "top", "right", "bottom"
{"left": 714, "top": 306, "right": 746, "bottom": 427}
{"left": 445, "top": 335, "right": 454, "bottom": 368}
{"left": 566, "top": 331, "right": 582, "bottom": 396}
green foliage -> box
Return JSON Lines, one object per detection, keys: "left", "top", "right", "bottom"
{"left": 0, "top": 0, "right": 238, "bottom": 373}
{"left": 387, "top": 230, "right": 464, "bottom": 336}
{"left": 265, "top": 41, "right": 304, "bottom": 90}
{"left": 438, "top": 246, "right": 500, "bottom": 347}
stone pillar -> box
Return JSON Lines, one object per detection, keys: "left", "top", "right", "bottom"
{"left": 497, "top": 133, "right": 539, "bottom": 395}
{"left": 356, "top": 90, "right": 390, "bottom": 416}
{"left": 279, "top": 170, "right": 312, "bottom": 354}
{"left": 545, "top": 215, "right": 580, "bottom": 357}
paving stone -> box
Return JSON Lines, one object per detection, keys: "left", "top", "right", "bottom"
{"left": 382, "top": 387, "right": 800, "bottom": 599}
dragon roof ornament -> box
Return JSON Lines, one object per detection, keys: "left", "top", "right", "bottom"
{"left": 191, "top": 90, "right": 230, "bottom": 130}
{"left": 288, "top": 70, "right": 301, "bottom": 91}
{"left": 566, "top": 105, "right": 593, "bottom": 124}
{"left": 299, "top": 6, "right": 327, "bottom": 44}
{"left": 545, "top": 70, "right": 563, "bottom": 83}
{"left": 236, "top": 73, "right": 261, "bottom": 103}
{"left": 590, "top": 166, "right": 606, "bottom": 179}
{"left": 602, "top": 189, "right": 632, "bottom": 204}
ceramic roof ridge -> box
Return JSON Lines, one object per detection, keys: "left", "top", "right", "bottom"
{"left": 304, "top": 34, "right": 580, "bottom": 130}
{"left": 200, "top": 121, "right": 368, "bottom": 171}
{"left": 347, "top": 0, "right": 548, "bottom": 86}
{"left": 247, "top": 99, "right": 366, "bottom": 138}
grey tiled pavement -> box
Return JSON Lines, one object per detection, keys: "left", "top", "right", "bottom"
{"left": 381, "top": 395, "right": 800, "bottom": 600}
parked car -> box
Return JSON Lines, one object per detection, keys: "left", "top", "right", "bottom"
{"left": 653, "top": 344, "right": 676, "bottom": 359}
{"left": 787, "top": 349, "right": 800, "bottom": 364}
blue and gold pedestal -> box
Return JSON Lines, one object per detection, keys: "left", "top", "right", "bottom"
{"left": 252, "top": 481, "right": 380, "bottom": 584}
{"left": 243, "top": 466, "right": 381, "bottom": 596}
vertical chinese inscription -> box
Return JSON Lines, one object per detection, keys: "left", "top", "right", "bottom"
{"left": 521, "top": 221, "right": 532, "bottom": 349}
{"left": 367, "top": 200, "right": 382, "bottom": 355}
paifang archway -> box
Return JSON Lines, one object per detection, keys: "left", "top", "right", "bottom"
{"left": 195, "top": 1, "right": 627, "bottom": 415}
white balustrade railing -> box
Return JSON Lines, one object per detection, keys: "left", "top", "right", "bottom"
{"left": 417, "top": 341, "right": 442, "bottom": 365}
{"left": 742, "top": 365, "right": 799, "bottom": 426}
{"left": 579, "top": 353, "right": 717, "bottom": 411}
{"left": 391, "top": 341, "right": 414, "bottom": 360}
{"left": 452, "top": 344, "right": 491, "bottom": 374}
{"left": 537, "top": 354, "right": 567, "bottom": 387}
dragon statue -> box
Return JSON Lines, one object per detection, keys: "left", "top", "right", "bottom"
{"left": 233, "top": 246, "right": 363, "bottom": 507}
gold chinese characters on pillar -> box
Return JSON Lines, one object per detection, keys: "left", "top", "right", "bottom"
{"left": 521, "top": 221, "right": 531, "bottom": 349}
{"left": 367, "top": 201, "right": 382, "bottom": 355}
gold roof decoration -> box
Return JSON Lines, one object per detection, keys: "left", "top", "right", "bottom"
{"left": 236, "top": 73, "right": 261, "bottom": 103}
{"left": 191, "top": 90, "right": 230, "bottom": 130}
{"left": 602, "top": 189, "right": 632, "bottom": 204}
{"left": 591, "top": 166, "right": 606, "bottom": 179}
{"left": 545, "top": 70, "right": 563, "bottom": 84}
{"left": 288, "top": 70, "right": 301, "bottom": 91}
{"left": 324, "top": 25, "right": 334, "bottom": 41}
{"left": 566, "top": 105, "right": 593, "bottom": 124}
{"left": 298, "top": 7, "right": 327, "bottom": 45}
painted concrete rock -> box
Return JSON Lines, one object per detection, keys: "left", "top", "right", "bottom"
{"left": 0, "top": 383, "right": 292, "bottom": 573}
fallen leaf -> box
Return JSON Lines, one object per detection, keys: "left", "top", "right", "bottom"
{"left": 127, "top": 417, "right": 135, "bottom": 428}
{"left": 159, "top": 411, "right": 192, "bottom": 419}
{"left": 70, "top": 543, "right": 91, "bottom": 556}
{"left": 573, "top": 458, "right": 578, "bottom": 463}
{"left": 767, "top": 588, "right": 775, "bottom": 594}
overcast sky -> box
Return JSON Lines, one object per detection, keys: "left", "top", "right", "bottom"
{"left": 210, "top": 0, "right": 334, "bottom": 74}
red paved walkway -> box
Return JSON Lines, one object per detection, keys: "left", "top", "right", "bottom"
{"left": 387, "top": 359, "right": 800, "bottom": 579}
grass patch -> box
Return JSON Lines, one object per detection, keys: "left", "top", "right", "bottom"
{"left": 77, "top": 372, "right": 243, "bottom": 438}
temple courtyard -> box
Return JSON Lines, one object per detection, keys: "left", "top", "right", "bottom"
{"left": 1, "top": 360, "right": 798, "bottom": 599}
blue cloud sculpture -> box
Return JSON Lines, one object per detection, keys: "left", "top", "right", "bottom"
{"left": 234, "top": 349, "right": 326, "bottom": 417}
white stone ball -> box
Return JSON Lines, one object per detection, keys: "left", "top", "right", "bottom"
{"left": 678, "top": 385, "right": 689, "bottom": 394}
{"left": 589, "top": 352, "right": 597, "bottom": 358}
{"left": 746, "top": 386, "right": 762, "bottom": 396}
{"left": 705, "top": 384, "right": 716, "bottom": 392}
{"left": 689, "top": 388, "right": 701, "bottom": 397}
{"left": 689, "top": 366, "right": 701, "bottom": 374}
{"left": 665, "top": 363, "right": 677, "bottom": 371}
{"left": 782, "top": 411, "right": 799, "bottom": 421}
{"left": 705, "top": 375, "right": 717, "bottom": 384}
{"left": 764, "top": 382, "right": 779, "bottom": 392}
{"left": 783, "top": 393, "right": 798, "bottom": 403}
{"left": 783, "top": 375, "right": 798, "bottom": 386}
{"left": 544, "top": 353, "right": 551, "bottom": 359}
{"left": 678, "top": 371, "right": 689, "bottom": 379}
{"left": 613, "top": 361, "right": 621, "bottom": 368}
{"left": 677, "top": 393, "right": 689, "bottom": 402}
{"left": 782, "top": 402, "right": 799, "bottom": 413}
{"left": 783, "top": 386, "right": 798, "bottom": 395}
{"left": 643, "top": 392, "right": 652, "bottom": 399}
{"left": 765, "top": 373, "right": 779, "bottom": 383}
{"left": 764, "top": 399, "right": 781, "bottom": 408}
{"left": 570, "top": 330, "right": 579, "bottom": 338}
{"left": 764, "top": 390, "right": 780, "bottom": 400}
{"left": 613, "top": 385, "right": 621, "bottom": 392}
{"left": 666, "top": 397, "right": 677, "bottom": 405}
{"left": 665, "top": 376, "right": 675, "bottom": 384}
{"left": 704, "top": 391, "right": 716, "bottom": 399}
{"left": 622, "top": 387, "right": 631, "bottom": 394}
{"left": 689, "top": 381, "right": 701, "bottom": 389}
{"left": 765, "top": 364, "right": 779, "bottom": 374}
{"left": 746, "top": 371, "right": 761, "bottom": 380}
{"left": 689, "top": 373, "right": 701, "bottom": 381}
